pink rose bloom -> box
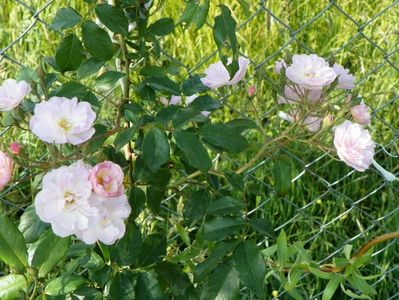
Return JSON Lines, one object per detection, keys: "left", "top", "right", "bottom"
{"left": 0, "top": 151, "right": 13, "bottom": 190}
{"left": 201, "top": 56, "right": 249, "bottom": 89}
{"left": 277, "top": 85, "right": 322, "bottom": 104}
{"left": 278, "top": 111, "right": 322, "bottom": 132}
{"left": 0, "top": 79, "right": 31, "bottom": 111}
{"left": 247, "top": 85, "right": 256, "bottom": 97}
{"left": 274, "top": 59, "right": 287, "bottom": 74}
{"left": 333, "top": 63, "right": 355, "bottom": 90}
{"left": 350, "top": 101, "right": 370, "bottom": 125}
{"left": 333, "top": 120, "right": 375, "bottom": 172}
{"left": 90, "top": 161, "right": 124, "bottom": 197}
{"left": 9, "top": 142, "right": 22, "bottom": 155}
{"left": 286, "top": 54, "right": 337, "bottom": 89}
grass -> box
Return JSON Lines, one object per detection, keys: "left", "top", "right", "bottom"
{"left": 1, "top": 0, "right": 398, "bottom": 298}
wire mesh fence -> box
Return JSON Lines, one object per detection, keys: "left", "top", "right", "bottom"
{"left": 1, "top": 0, "right": 398, "bottom": 298}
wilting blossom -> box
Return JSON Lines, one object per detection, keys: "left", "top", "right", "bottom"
{"left": 30, "top": 97, "right": 96, "bottom": 145}
{"left": 333, "top": 120, "right": 375, "bottom": 172}
{"left": 350, "top": 101, "right": 370, "bottom": 125}
{"left": 277, "top": 85, "right": 323, "bottom": 104}
{"left": 35, "top": 161, "right": 96, "bottom": 237}
{"left": 90, "top": 161, "right": 124, "bottom": 197}
{"left": 274, "top": 59, "right": 287, "bottom": 74}
{"left": 76, "top": 193, "right": 131, "bottom": 245}
{"left": 286, "top": 54, "right": 337, "bottom": 89}
{"left": 333, "top": 63, "right": 355, "bottom": 90}
{"left": 0, "top": 151, "right": 13, "bottom": 191}
{"left": 201, "top": 56, "right": 250, "bottom": 89}
{"left": 0, "top": 79, "right": 31, "bottom": 111}
{"left": 9, "top": 142, "right": 22, "bottom": 155}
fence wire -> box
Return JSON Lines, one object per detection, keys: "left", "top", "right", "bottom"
{"left": 0, "top": 0, "right": 398, "bottom": 299}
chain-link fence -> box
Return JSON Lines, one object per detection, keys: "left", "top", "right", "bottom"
{"left": 1, "top": 0, "right": 398, "bottom": 298}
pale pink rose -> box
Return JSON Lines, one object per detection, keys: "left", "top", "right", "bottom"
{"left": 286, "top": 54, "right": 337, "bottom": 89}
{"left": 274, "top": 59, "right": 287, "bottom": 74}
{"left": 201, "top": 56, "right": 249, "bottom": 89}
{"left": 9, "top": 142, "right": 22, "bottom": 155}
{"left": 90, "top": 161, "right": 124, "bottom": 197}
{"left": 0, "top": 151, "right": 13, "bottom": 191}
{"left": 333, "top": 63, "right": 355, "bottom": 90}
{"left": 277, "top": 85, "right": 322, "bottom": 104}
{"left": 247, "top": 85, "right": 256, "bottom": 97}
{"left": 29, "top": 97, "right": 96, "bottom": 145}
{"left": 0, "top": 79, "right": 31, "bottom": 111}
{"left": 278, "top": 111, "right": 322, "bottom": 132}
{"left": 350, "top": 101, "right": 370, "bottom": 125}
{"left": 333, "top": 120, "right": 375, "bottom": 172}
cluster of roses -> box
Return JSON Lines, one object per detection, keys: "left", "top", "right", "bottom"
{"left": 0, "top": 79, "right": 131, "bottom": 244}
{"left": 275, "top": 54, "right": 396, "bottom": 180}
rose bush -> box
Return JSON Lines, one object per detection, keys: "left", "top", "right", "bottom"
{"left": 0, "top": 1, "right": 397, "bottom": 300}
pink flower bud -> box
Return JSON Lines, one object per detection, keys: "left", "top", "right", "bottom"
{"left": 350, "top": 101, "right": 370, "bottom": 125}
{"left": 9, "top": 142, "right": 21, "bottom": 155}
{"left": 248, "top": 85, "right": 256, "bottom": 97}
{"left": 90, "top": 161, "right": 124, "bottom": 197}
{"left": 0, "top": 151, "right": 13, "bottom": 190}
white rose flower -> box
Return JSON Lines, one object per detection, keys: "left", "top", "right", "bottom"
{"left": 277, "top": 85, "right": 323, "bottom": 104}
{"left": 285, "top": 54, "right": 337, "bottom": 89}
{"left": 333, "top": 63, "right": 355, "bottom": 90}
{"left": 76, "top": 193, "right": 131, "bottom": 245}
{"left": 0, "top": 79, "right": 31, "bottom": 111}
{"left": 333, "top": 120, "right": 375, "bottom": 172}
{"left": 35, "top": 161, "right": 96, "bottom": 237}
{"left": 30, "top": 97, "right": 96, "bottom": 145}
{"left": 201, "top": 56, "right": 250, "bottom": 89}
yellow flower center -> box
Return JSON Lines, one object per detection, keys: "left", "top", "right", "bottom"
{"left": 64, "top": 191, "right": 75, "bottom": 207}
{"left": 58, "top": 118, "right": 72, "bottom": 132}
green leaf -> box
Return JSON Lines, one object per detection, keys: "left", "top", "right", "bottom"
{"left": 172, "top": 107, "right": 204, "bottom": 128}
{"left": 176, "top": 223, "right": 191, "bottom": 246}
{"left": 183, "top": 189, "right": 211, "bottom": 225}
{"left": 110, "top": 222, "right": 142, "bottom": 267}
{"left": 87, "top": 124, "right": 108, "bottom": 153}
{"left": 82, "top": 21, "right": 114, "bottom": 61}
{"left": 144, "top": 76, "right": 180, "bottom": 95}
{"left": 308, "top": 267, "right": 334, "bottom": 280}
{"left": 148, "top": 18, "right": 174, "bottom": 36}
{"left": 156, "top": 261, "right": 191, "bottom": 290}
{"left": 273, "top": 156, "right": 292, "bottom": 195}
{"left": 180, "top": 0, "right": 210, "bottom": 30}
{"left": 174, "top": 129, "right": 212, "bottom": 173}
{"left": 18, "top": 205, "right": 47, "bottom": 243}
{"left": 77, "top": 58, "right": 105, "bottom": 80}
{"left": 347, "top": 274, "right": 377, "bottom": 296}
{"left": 45, "top": 275, "right": 85, "bottom": 296}
{"left": 203, "top": 216, "right": 245, "bottom": 241}
{"left": 207, "top": 196, "right": 244, "bottom": 216}
{"left": 248, "top": 218, "right": 274, "bottom": 237}
{"left": 237, "top": 0, "right": 251, "bottom": 17}
{"left": 110, "top": 271, "right": 137, "bottom": 300}
{"left": 95, "top": 71, "right": 125, "bottom": 91}
{"left": 95, "top": 4, "right": 129, "bottom": 36}
{"left": 182, "top": 75, "right": 209, "bottom": 96}
{"left": 233, "top": 240, "right": 266, "bottom": 298}
{"left": 114, "top": 127, "right": 136, "bottom": 152}
{"left": 135, "top": 272, "right": 165, "bottom": 300}
{"left": 0, "top": 214, "right": 28, "bottom": 272}
{"left": 146, "top": 185, "right": 164, "bottom": 215}
{"left": 143, "top": 127, "right": 170, "bottom": 172}
{"left": 129, "top": 187, "right": 146, "bottom": 220}
{"left": 322, "top": 275, "right": 342, "bottom": 300}
{"left": 277, "top": 229, "right": 288, "bottom": 265}
{"left": 31, "top": 231, "right": 71, "bottom": 278}
{"left": 51, "top": 7, "right": 82, "bottom": 31}
{"left": 199, "top": 123, "right": 248, "bottom": 153}
{"left": 0, "top": 274, "right": 27, "bottom": 299}
{"left": 194, "top": 241, "right": 238, "bottom": 282}
{"left": 188, "top": 95, "right": 220, "bottom": 111}
{"left": 200, "top": 259, "right": 239, "bottom": 300}
{"left": 138, "top": 234, "right": 166, "bottom": 267}
{"left": 55, "top": 34, "right": 84, "bottom": 73}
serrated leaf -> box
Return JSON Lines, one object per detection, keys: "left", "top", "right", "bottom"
{"left": 0, "top": 214, "right": 28, "bottom": 272}
{"left": 233, "top": 240, "right": 266, "bottom": 297}
{"left": 95, "top": 71, "right": 125, "bottom": 91}
{"left": 82, "top": 21, "right": 114, "bottom": 61}
{"left": 31, "top": 232, "right": 71, "bottom": 278}
{"left": 0, "top": 274, "right": 28, "bottom": 299}
{"left": 114, "top": 127, "right": 136, "bottom": 152}
{"left": 188, "top": 95, "right": 220, "bottom": 111}
{"left": 110, "top": 271, "right": 137, "bottom": 300}
{"left": 207, "top": 196, "right": 244, "bottom": 216}
{"left": 135, "top": 272, "right": 164, "bottom": 300}
{"left": 183, "top": 189, "right": 211, "bottom": 225}
{"left": 203, "top": 216, "right": 244, "bottom": 241}
{"left": 182, "top": 75, "right": 209, "bottom": 96}
{"left": 144, "top": 76, "right": 180, "bottom": 95}
{"left": 18, "top": 205, "right": 47, "bottom": 243}
{"left": 55, "top": 34, "right": 84, "bottom": 73}
{"left": 137, "top": 234, "right": 166, "bottom": 267}
{"left": 148, "top": 18, "right": 174, "bottom": 36}
{"left": 174, "top": 129, "right": 212, "bottom": 173}
{"left": 143, "top": 127, "right": 170, "bottom": 172}
{"left": 95, "top": 4, "right": 129, "bottom": 36}
{"left": 45, "top": 275, "right": 85, "bottom": 296}
{"left": 51, "top": 7, "right": 82, "bottom": 31}
{"left": 77, "top": 58, "right": 105, "bottom": 80}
